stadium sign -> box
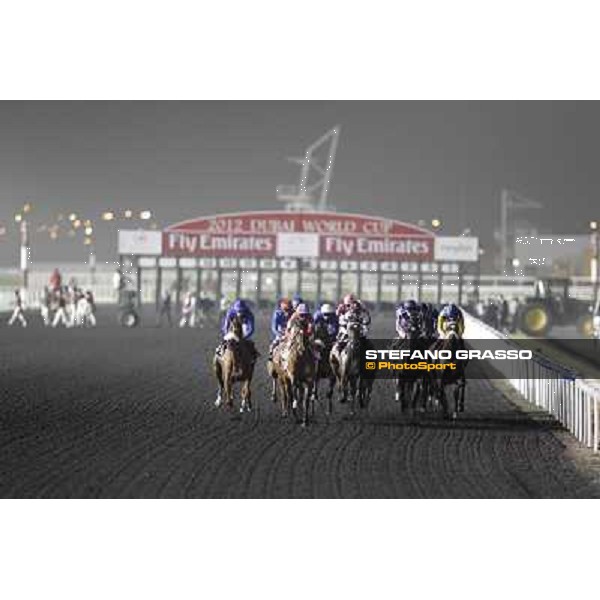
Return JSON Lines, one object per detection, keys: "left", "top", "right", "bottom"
{"left": 433, "top": 236, "right": 479, "bottom": 262}
{"left": 162, "top": 211, "right": 435, "bottom": 261}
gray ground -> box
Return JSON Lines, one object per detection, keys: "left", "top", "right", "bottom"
{"left": 1, "top": 309, "right": 600, "bottom": 498}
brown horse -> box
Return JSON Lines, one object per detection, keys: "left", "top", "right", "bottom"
{"left": 269, "top": 322, "right": 316, "bottom": 425}
{"left": 213, "top": 315, "right": 257, "bottom": 413}
{"left": 268, "top": 342, "right": 292, "bottom": 417}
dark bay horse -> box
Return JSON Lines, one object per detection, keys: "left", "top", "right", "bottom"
{"left": 392, "top": 318, "right": 428, "bottom": 414}
{"left": 429, "top": 325, "right": 467, "bottom": 419}
{"left": 213, "top": 315, "right": 257, "bottom": 413}
{"left": 330, "top": 317, "right": 373, "bottom": 415}
{"left": 312, "top": 320, "right": 336, "bottom": 415}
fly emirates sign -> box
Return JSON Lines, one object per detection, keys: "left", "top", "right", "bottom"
{"left": 163, "top": 211, "right": 434, "bottom": 260}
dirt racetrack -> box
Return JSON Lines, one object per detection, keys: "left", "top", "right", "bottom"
{"left": 1, "top": 309, "right": 600, "bottom": 498}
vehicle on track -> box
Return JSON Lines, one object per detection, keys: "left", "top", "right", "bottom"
{"left": 517, "top": 278, "right": 593, "bottom": 337}
{"left": 118, "top": 290, "right": 140, "bottom": 328}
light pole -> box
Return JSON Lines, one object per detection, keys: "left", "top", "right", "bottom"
{"left": 15, "top": 203, "right": 32, "bottom": 291}
{"left": 591, "top": 220, "right": 599, "bottom": 305}
{"left": 475, "top": 247, "right": 484, "bottom": 303}
{"left": 84, "top": 222, "right": 96, "bottom": 285}
{"left": 499, "top": 189, "right": 542, "bottom": 272}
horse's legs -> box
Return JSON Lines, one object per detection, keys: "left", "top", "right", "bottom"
{"left": 401, "top": 381, "right": 409, "bottom": 413}
{"left": 223, "top": 372, "right": 234, "bottom": 411}
{"left": 349, "top": 377, "right": 357, "bottom": 416}
{"left": 411, "top": 379, "right": 419, "bottom": 412}
{"left": 325, "top": 377, "right": 334, "bottom": 416}
{"left": 214, "top": 361, "right": 224, "bottom": 407}
{"left": 240, "top": 380, "right": 252, "bottom": 413}
{"left": 311, "top": 378, "right": 319, "bottom": 403}
{"left": 303, "top": 385, "right": 310, "bottom": 426}
{"left": 280, "top": 378, "right": 290, "bottom": 417}
{"left": 439, "top": 384, "right": 449, "bottom": 419}
{"left": 270, "top": 377, "right": 278, "bottom": 404}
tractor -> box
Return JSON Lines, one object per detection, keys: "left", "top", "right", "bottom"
{"left": 118, "top": 290, "right": 140, "bottom": 328}
{"left": 517, "top": 277, "right": 593, "bottom": 337}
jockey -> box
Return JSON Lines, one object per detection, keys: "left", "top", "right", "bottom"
{"left": 271, "top": 297, "right": 292, "bottom": 339}
{"left": 436, "top": 303, "right": 465, "bottom": 339}
{"left": 291, "top": 293, "right": 303, "bottom": 311}
{"left": 221, "top": 298, "right": 255, "bottom": 341}
{"left": 395, "top": 299, "right": 421, "bottom": 338}
{"left": 269, "top": 297, "right": 293, "bottom": 359}
{"left": 313, "top": 302, "right": 339, "bottom": 341}
{"left": 335, "top": 293, "right": 371, "bottom": 348}
{"left": 286, "top": 302, "right": 314, "bottom": 337}
{"left": 429, "top": 304, "right": 440, "bottom": 339}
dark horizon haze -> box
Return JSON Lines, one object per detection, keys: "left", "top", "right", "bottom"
{"left": 0, "top": 101, "right": 598, "bottom": 268}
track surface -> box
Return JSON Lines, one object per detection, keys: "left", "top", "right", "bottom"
{"left": 1, "top": 310, "right": 600, "bottom": 498}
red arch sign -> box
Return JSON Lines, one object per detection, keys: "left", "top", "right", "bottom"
{"left": 163, "top": 211, "right": 435, "bottom": 261}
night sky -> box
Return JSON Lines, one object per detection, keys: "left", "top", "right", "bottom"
{"left": 0, "top": 101, "right": 598, "bottom": 266}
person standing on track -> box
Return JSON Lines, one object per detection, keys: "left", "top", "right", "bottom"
{"left": 157, "top": 289, "right": 173, "bottom": 327}
{"left": 40, "top": 286, "right": 52, "bottom": 327}
{"left": 49, "top": 267, "right": 62, "bottom": 293}
{"left": 7, "top": 289, "right": 27, "bottom": 327}
{"left": 179, "top": 291, "right": 197, "bottom": 328}
{"left": 52, "top": 288, "right": 69, "bottom": 328}
{"left": 81, "top": 289, "right": 97, "bottom": 327}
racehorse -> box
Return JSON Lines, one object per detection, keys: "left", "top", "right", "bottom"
{"left": 269, "top": 322, "right": 316, "bottom": 426}
{"left": 392, "top": 316, "right": 428, "bottom": 414}
{"left": 312, "top": 320, "right": 336, "bottom": 415}
{"left": 330, "top": 316, "right": 372, "bottom": 415}
{"left": 267, "top": 341, "right": 291, "bottom": 415}
{"left": 213, "top": 315, "right": 257, "bottom": 413}
{"left": 429, "top": 322, "right": 467, "bottom": 419}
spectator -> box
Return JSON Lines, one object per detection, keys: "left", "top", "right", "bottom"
{"left": 157, "top": 289, "right": 173, "bottom": 327}
{"left": 49, "top": 268, "right": 62, "bottom": 292}
{"left": 179, "top": 292, "right": 197, "bottom": 328}
{"left": 7, "top": 289, "right": 27, "bottom": 327}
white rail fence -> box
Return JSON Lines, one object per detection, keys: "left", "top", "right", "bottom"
{"left": 464, "top": 312, "right": 600, "bottom": 452}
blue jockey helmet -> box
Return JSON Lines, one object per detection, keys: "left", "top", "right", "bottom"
{"left": 443, "top": 304, "right": 460, "bottom": 319}
{"left": 297, "top": 303, "right": 310, "bottom": 315}
{"left": 232, "top": 299, "right": 248, "bottom": 313}
{"left": 404, "top": 299, "right": 418, "bottom": 311}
